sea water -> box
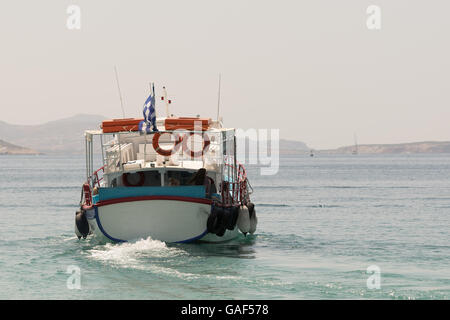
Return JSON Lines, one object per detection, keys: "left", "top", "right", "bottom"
{"left": 0, "top": 154, "right": 449, "bottom": 299}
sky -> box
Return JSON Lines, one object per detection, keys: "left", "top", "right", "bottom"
{"left": 0, "top": 0, "right": 449, "bottom": 149}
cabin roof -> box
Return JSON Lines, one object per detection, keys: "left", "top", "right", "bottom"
{"left": 84, "top": 127, "right": 235, "bottom": 137}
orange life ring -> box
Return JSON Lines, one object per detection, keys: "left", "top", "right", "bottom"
{"left": 122, "top": 172, "right": 145, "bottom": 187}
{"left": 182, "top": 132, "right": 210, "bottom": 158}
{"left": 152, "top": 132, "right": 183, "bottom": 156}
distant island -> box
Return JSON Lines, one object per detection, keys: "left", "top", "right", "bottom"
{"left": 318, "top": 141, "right": 450, "bottom": 154}
{"left": 0, "top": 114, "right": 105, "bottom": 154}
{"left": 1, "top": 114, "right": 450, "bottom": 155}
{"left": 0, "top": 139, "right": 42, "bottom": 155}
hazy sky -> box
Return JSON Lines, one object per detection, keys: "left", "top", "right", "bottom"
{"left": 0, "top": 0, "right": 449, "bottom": 149}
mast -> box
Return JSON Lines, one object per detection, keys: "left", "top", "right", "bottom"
{"left": 216, "top": 74, "right": 221, "bottom": 122}
{"left": 114, "top": 66, "right": 126, "bottom": 118}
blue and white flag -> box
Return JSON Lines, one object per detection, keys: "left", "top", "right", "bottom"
{"left": 139, "top": 84, "right": 158, "bottom": 133}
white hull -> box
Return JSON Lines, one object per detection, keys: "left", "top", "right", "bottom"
{"left": 84, "top": 198, "right": 239, "bottom": 243}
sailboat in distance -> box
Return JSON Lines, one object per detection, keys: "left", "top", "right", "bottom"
{"left": 352, "top": 133, "right": 358, "bottom": 155}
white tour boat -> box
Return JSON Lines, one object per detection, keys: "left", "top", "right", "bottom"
{"left": 75, "top": 86, "right": 256, "bottom": 243}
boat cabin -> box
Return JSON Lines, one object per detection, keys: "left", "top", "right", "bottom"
{"left": 84, "top": 117, "right": 245, "bottom": 206}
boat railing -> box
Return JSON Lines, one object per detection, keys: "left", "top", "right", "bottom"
{"left": 88, "top": 165, "right": 105, "bottom": 188}
{"left": 222, "top": 161, "right": 252, "bottom": 206}
{"left": 85, "top": 128, "right": 248, "bottom": 205}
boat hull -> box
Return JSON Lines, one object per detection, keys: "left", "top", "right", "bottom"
{"left": 199, "top": 228, "right": 240, "bottom": 242}
{"left": 84, "top": 196, "right": 238, "bottom": 243}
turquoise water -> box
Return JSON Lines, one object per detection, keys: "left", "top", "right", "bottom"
{"left": 0, "top": 154, "right": 449, "bottom": 299}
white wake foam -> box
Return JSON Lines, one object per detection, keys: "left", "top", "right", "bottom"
{"left": 89, "top": 237, "right": 185, "bottom": 266}
{"left": 87, "top": 237, "right": 243, "bottom": 281}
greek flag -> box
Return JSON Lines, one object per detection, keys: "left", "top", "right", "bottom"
{"left": 139, "top": 84, "right": 158, "bottom": 133}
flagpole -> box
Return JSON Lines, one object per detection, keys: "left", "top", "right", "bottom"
{"left": 152, "top": 83, "right": 158, "bottom": 131}
{"left": 143, "top": 83, "right": 153, "bottom": 158}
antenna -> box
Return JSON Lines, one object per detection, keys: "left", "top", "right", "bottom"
{"left": 216, "top": 73, "right": 221, "bottom": 122}
{"left": 114, "top": 66, "right": 125, "bottom": 118}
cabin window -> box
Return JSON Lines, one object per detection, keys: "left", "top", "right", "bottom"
{"left": 143, "top": 171, "right": 162, "bottom": 186}
{"left": 165, "top": 170, "right": 194, "bottom": 186}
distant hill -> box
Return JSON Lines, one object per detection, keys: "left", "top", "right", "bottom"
{"left": 0, "top": 139, "right": 42, "bottom": 155}
{"left": 0, "top": 115, "right": 310, "bottom": 155}
{"left": 320, "top": 141, "right": 450, "bottom": 154}
{"left": 0, "top": 114, "right": 106, "bottom": 154}
{"left": 235, "top": 137, "right": 309, "bottom": 155}
{"left": 2, "top": 115, "right": 448, "bottom": 155}
{"left": 279, "top": 139, "right": 309, "bottom": 154}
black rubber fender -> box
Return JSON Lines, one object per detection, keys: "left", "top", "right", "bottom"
{"left": 212, "top": 207, "right": 225, "bottom": 235}
{"left": 75, "top": 210, "right": 89, "bottom": 239}
{"left": 207, "top": 206, "right": 225, "bottom": 235}
{"left": 247, "top": 202, "right": 255, "bottom": 218}
{"left": 220, "top": 207, "right": 232, "bottom": 230}
{"left": 207, "top": 209, "right": 218, "bottom": 233}
{"left": 230, "top": 206, "right": 239, "bottom": 228}
{"left": 215, "top": 226, "right": 226, "bottom": 237}
{"left": 221, "top": 207, "right": 233, "bottom": 230}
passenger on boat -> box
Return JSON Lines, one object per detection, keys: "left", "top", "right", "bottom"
{"left": 187, "top": 168, "right": 216, "bottom": 198}
{"left": 168, "top": 177, "right": 180, "bottom": 186}
{"left": 187, "top": 168, "right": 207, "bottom": 186}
